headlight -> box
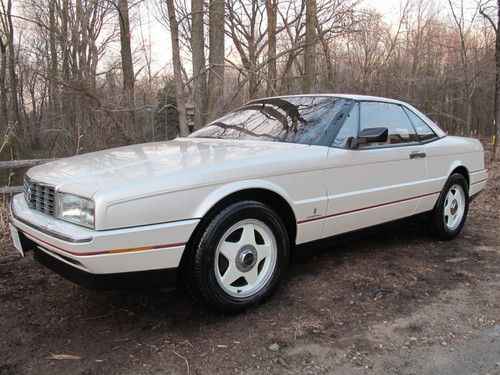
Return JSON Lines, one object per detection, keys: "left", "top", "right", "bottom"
{"left": 56, "top": 193, "right": 95, "bottom": 228}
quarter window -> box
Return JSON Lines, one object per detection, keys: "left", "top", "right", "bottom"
{"left": 359, "top": 102, "right": 419, "bottom": 147}
{"left": 403, "top": 107, "right": 438, "bottom": 142}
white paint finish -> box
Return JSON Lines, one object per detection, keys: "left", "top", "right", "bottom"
{"left": 469, "top": 169, "right": 488, "bottom": 185}
{"left": 323, "top": 199, "right": 418, "bottom": 237}
{"left": 100, "top": 143, "right": 328, "bottom": 230}
{"left": 27, "top": 138, "right": 309, "bottom": 199}
{"left": 11, "top": 96, "right": 488, "bottom": 278}
{"left": 103, "top": 166, "right": 328, "bottom": 232}
{"left": 11, "top": 194, "right": 197, "bottom": 273}
{"left": 414, "top": 193, "right": 441, "bottom": 214}
{"left": 17, "top": 136, "right": 487, "bottom": 246}
{"left": 470, "top": 180, "right": 487, "bottom": 197}
{"left": 424, "top": 136, "right": 485, "bottom": 188}
{"left": 322, "top": 145, "right": 427, "bottom": 238}
{"left": 296, "top": 220, "right": 325, "bottom": 244}
{"left": 33, "top": 242, "right": 184, "bottom": 274}
{"left": 27, "top": 139, "right": 330, "bottom": 230}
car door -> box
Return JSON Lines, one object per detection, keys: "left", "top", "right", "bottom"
{"left": 322, "top": 101, "right": 428, "bottom": 238}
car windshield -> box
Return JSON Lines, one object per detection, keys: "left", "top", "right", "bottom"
{"left": 188, "top": 96, "right": 353, "bottom": 145}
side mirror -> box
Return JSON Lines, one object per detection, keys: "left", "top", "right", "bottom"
{"left": 354, "top": 127, "right": 388, "bottom": 148}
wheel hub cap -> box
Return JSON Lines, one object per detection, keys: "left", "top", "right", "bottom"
{"left": 450, "top": 200, "right": 458, "bottom": 215}
{"left": 236, "top": 245, "right": 257, "bottom": 272}
{"left": 214, "top": 219, "right": 278, "bottom": 298}
{"left": 443, "top": 184, "right": 466, "bottom": 231}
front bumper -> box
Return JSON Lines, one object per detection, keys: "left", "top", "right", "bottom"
{"left": 31, "top": 236, "right": 177, "bottom": 289}
{"left": 10, "top": 194, "right": 199, "bottom": 286}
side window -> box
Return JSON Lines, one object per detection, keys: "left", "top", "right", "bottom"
{"left": 332, "top": 103, "right": 359, "bottom": 148}
{"left": 403, "top": 107, "right": 438, "bottom": 142}
{"left": 360, "top": 102, "right": 419, "bottom": 147}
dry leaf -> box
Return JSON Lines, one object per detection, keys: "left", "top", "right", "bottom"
{"left": 47, "top": 354, "right": 81, "bottom": 360}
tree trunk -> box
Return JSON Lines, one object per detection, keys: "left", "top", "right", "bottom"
{"left": 303, "top": 0, "right": 317, "bottom": 93}
{"left": 207, "top": 0, "right": 225, "bottom": 122}
{"left": 61, "top": 0, "right": 70, "bottom": 82}
{"left": 191, "top": 0, "right": 207, "bottom": 130}
{"left": 60, "top": 0, "right": 73, "bottom": 137}
{"left": 266, "top": 0, "right": 277, "bottom": 96}
{"left": 117, "top": 0, "right": 136, "bottom": 129}
{"left": 5, "top": 0, "right": 21, "bottom": 129}
{"left": 248, "top": 41, "right": 258, "bottom": 99}
{"left": 48, "top": 0, "right": 60, "bottom": 118}
{"left": 166, "top": 0, "right": 189, "bottom": 136}
{"left": 317, "top": 22, "right": 334, "bottom": 90}
{"left": 493, "top": 0, "right": 500, "bottom": 160}
{"left": 0, "top": 38, "right": 8, "bottom": 135}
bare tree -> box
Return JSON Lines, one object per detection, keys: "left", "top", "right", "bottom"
{"left": 448, "top": 0, "right": 479, "bottom": 136}
{"left": 266, "top": 0, "right": 277, "bottom": 96}
{"left": 480, "top": 0, "right": 499, "bottom": 159}
{"left": 166, "top": 0, "right": 189, "bottom": 136}
{"left": 0, "top": 31, "right": 7, "bottom": 134}
{"left": 0, "top": 0, "right": 22, "bottom": 131}
{"left": 207, "top": 0, "right": 225, "bottom": 121}
{"left": 226, "top": 0, "right": 267, "bottom": 99}
{"left": 48, "top": 0, "right": 59, "bottom": 118}
{"left": 0, "top": 0, "right": 496, "bottom": 166}
{"left": 117, "top": 0, "right": 136, "bottom": 128}
{"left": 191, "top": 0, "right": 207, "bottom": 130}
{"left": 303, "top": 0, "right": 317, "bottom": 93}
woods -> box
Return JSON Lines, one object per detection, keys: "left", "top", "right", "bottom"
{"left": 0, "top": 0, "right": 498, "bottom": 161}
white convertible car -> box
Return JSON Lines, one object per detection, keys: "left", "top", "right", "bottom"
{"left": 10, "top": 94, "right": 487, "bottom": 312}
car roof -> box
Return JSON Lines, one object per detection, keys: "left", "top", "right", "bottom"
{"left": 249, "top": 93, "right": 447, "bottom": 138}
{"left": 252, "top": 93, "right": 406, "bottom": 105}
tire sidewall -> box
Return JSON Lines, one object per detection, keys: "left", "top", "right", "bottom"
{"left": 193, "top": 201, "right": 289, "bottom": 312}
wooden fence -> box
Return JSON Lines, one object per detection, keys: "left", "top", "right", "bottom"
{"left": 0, "top": 159, "right": 56, "bottom": 194}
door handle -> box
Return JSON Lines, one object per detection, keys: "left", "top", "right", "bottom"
{"left": 409, "top": 152, "right": 426, "bottom": 159}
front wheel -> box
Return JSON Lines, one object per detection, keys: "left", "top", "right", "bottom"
{"left": 184, "top": 201, "right": 289, "bottom": 313}
{"left": 429, "top": 173, "right": 469, "bottom": 240}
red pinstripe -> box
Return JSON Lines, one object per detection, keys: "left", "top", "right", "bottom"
{"left": 297, "top": 191, "right": 441, "bottom": 224}
{"left": 22, "top": 231, "right": 186, "bottom": 257}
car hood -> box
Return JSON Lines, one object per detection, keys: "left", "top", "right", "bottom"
{"left": 27, "top": 138, "right": 310, "bottom": 198}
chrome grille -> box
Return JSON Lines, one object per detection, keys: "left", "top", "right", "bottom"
{"left": 24, "top": 178, "right": 56, "bottom": 216}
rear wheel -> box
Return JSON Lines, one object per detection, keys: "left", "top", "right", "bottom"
{"left": 185, "top": 200, "right": 289, "bottom": 313}
{"left": 429, "top": 173, "right": 469, "bottom": 240}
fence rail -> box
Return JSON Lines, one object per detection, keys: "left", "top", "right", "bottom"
{"left": 0, "top": 159, "right": 56, "bottom": 194}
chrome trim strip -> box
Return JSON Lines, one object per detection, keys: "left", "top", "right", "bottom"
{"left": 11, "top": 201, "right": 92, "bottom": 244}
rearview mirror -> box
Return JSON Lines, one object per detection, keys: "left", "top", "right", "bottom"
{"left": 353, "top": 127, "right": 388, "bottom": 148}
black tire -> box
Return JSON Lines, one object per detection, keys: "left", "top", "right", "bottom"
{"left": 184, "top": 200, "right": 289, "bottom": 313}
{"left": 429, "top": 173, "right": 469, "bottom": 240}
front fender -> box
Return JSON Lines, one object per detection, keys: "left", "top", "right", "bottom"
{"left": 192, "top": 179, "right": 296, "bottom": 219}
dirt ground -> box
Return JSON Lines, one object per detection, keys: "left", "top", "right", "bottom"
{"left": 0, "top": 163, "right": 498, "bottom": 375}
